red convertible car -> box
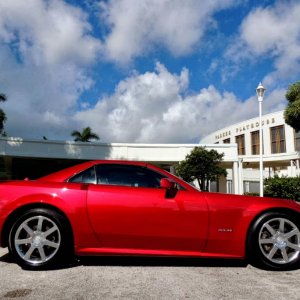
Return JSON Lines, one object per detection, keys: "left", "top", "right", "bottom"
{"left": 1, "top": 160, "right": 300, "bottom": 270}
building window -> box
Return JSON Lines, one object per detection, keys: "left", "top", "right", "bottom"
{"left": 210, "top": 181, "right": 217, "bottom": 192}
{"left": 251, "top": 131, "right": 262, "bottom": 155}
{"left": 235, "top": 134, "right": 245, "bottom": 155}
{"left": 223, "top": 138, "right": 230, "bottom": 144}
{"left": 243, "top": 181, "right": 259, "bottom": 194}
{"left": 227, "top": 180, "right": 232, "bottom": 194}
{"left": 270, "top": 125, "right": 286, "bottom": 154}
{"left": 295, "top": 131, "right": 300, "bottom": 151}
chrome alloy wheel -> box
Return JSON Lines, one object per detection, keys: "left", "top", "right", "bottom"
{"left": 259, "top": 217, "right": 300, "bottom": 265}
{"left": 13, "top": 215, "right": 61, "bottom": 265}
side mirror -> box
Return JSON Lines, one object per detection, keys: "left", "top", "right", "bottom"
{"left": 160, "top": 178, "right": 177, "bottom": 199}
{"left": 160, "top": 178, "right": 175, "bottom": 189}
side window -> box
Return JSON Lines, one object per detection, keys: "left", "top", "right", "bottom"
{"left": 95, "top": 164, "right": 165, "bottom": 188}
{"left": 68, "top": 166, "right": 97, "bottom": 184}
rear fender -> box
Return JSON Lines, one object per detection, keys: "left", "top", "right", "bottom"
{"left": 1, "top": 191, "right": 100, "bottom": 250}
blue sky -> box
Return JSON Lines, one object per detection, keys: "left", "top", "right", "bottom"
{"left": 0, "top": 0, "right": 299, "bottom": 143}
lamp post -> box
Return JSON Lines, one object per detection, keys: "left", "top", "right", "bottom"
{"left": 256, "top": 82, "right": 266, "bottom": 197}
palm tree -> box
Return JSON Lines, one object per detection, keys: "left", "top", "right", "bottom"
{"left": 71, "top": 127, "right": 100, "bottom": 142}
{"left": 0, "top": 93, "right": 7, "bottom": 134}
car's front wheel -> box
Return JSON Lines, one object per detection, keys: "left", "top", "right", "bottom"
{"left": 248, "top": 212, "right": 300, "bottom": 270}
{"left": 8, "top": 208, "right": 72, "bottom": 269}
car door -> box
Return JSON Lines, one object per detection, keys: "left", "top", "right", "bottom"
{"left": 86, "top": 164, "right": 209, "bottom": 252}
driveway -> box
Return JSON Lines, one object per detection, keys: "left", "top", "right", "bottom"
{"left": 1, "top": 248, "right": 300, "bottom": 299}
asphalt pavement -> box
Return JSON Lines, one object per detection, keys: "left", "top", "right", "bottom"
{"left": 1, "top": 247, "right": 300, "bottom": 299}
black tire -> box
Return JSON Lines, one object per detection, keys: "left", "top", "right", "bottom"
{"left": 8, "top": 208, "right": 73, "bottom": 270}
{"left": 247, "top": 211, "right": 300, "bottom": 270}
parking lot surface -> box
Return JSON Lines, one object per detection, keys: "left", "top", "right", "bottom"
{"left": 1, "top": 247, "right": 300, "bottom": 299}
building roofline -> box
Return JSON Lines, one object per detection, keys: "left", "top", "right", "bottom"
{"left": 0, "top": 137, "right": 237, "bottom": 149}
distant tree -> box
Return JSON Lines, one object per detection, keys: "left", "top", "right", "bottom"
{"left": 284, "top": 81, "right": 300, "bottom": 132}
{"left": 176, "top": 146, "right": 227, "bottom": 191}
{"left": 175, "top": 160, "right": 191, "bottom": 182}
{"left": 0, "top": 93, "right": 7, "bottom": 135}
{"left": 71, "top": 127, "right": 100, "bottom": 142}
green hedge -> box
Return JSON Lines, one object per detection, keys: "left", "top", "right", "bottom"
{"left": 244, "top": 192, "right": 259, "bottom": 197}
{"left": 264, "top": 176, "right": 300, "bottom": 201}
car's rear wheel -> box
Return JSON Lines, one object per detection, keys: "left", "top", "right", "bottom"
{"left": 8, "top": 208, "right": 72, "bottom": 269}
{"left": 248, "top": 212, "right": 300, "bottom": 270}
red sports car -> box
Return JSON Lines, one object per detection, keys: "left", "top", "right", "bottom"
{"left": 1, "top": 160, "right": 300, "bottom": 270}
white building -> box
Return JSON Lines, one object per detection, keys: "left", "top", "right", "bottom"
{"left": 0, "top": 110, "right": 298, "bottom": 195}
{"left": 0, "top": 138, "right": 239, "bottom": 193}
{"left": 201, "top": 110, "right": 300, "bottom": 194}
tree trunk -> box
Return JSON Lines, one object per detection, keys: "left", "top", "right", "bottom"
{"left": 200, "top": 176, "right": 205, "bottom": 191}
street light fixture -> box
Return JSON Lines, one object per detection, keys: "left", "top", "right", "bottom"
{"left": 256, "top": 82, "right": 266, "bottom": 197}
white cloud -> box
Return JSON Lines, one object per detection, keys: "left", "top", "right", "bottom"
{"left": 0, "top": 0, "right": 101, "bottom": 139}
{"left": 0, "top": 0, "right": 101, "bottom": 66}
{"left": 75, "top": 63, "right": 286, "bottom": 143}
{"left": 0, "top": 0, "right": 289, "bottom": 143}
{"left": 99, "top": 0, "right": 235, "bottom": 64}
{"left": 226, "top": 1, "right": 300, "bottom": 86}
{"left": 0, "top": 44, "right": 87, "bottom": 139}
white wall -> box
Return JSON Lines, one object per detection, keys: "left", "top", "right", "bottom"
{"left": 0, "top": 138, "right": 238, "bottom": 164}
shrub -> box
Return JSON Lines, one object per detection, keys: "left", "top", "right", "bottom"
{"left": 244, "top": 192, "right": 259, "bottom": 197}
{"left": 264, "top": 176, "right": 300, "bottom": 201}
